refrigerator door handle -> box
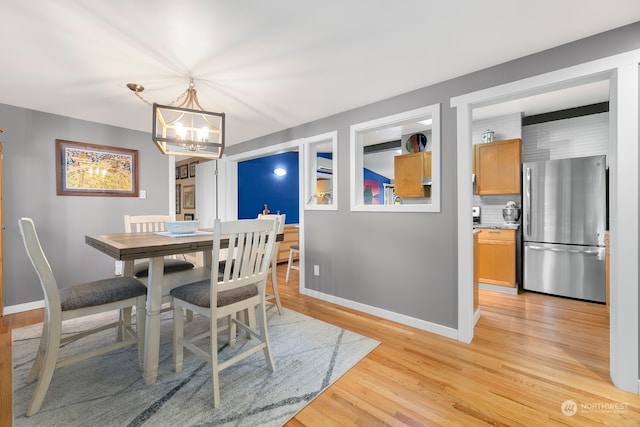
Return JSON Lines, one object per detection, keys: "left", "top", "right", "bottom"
{"left": 525, "top": 167, "right": 531, "bottom": 237}
{"left": 527, "top": 245, "right": 604, "bottom": 256}
{"left": 528, "top": 245, "right": 561, "bottom": 252}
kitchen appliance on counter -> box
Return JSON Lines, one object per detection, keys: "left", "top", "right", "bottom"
{"left": 522, "top": 155, "right": 607, "bottom": 302}
{"left": 472, "top": 206, "right": 481, "bottom": 225}
{"left": 502, "top": 201, "right": 520, "bottom": 224}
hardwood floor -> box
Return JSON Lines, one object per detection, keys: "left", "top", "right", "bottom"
{"left": 2, "top": 265, "right": 640, "bottom": 426}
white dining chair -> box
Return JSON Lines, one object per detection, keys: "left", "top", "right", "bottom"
{"left": 18, "top": 217, "right": 147, "bottom": 417}
{"left": 286, "top": 244, "right": 300, "bottom": 282}
{"left": 123, "top": 214, "right": 195, "bottom": 277}
{"left": 258, "top": 213, "right": 285, "bottom": 314}
{"left": 170, "top": 218, "right": 277, "bottom": 408}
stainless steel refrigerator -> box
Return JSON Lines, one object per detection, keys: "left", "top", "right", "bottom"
{"left": 522, "top": 155, "right": 607, "bottom": 302}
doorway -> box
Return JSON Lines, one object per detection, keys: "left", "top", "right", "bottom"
{"left": 222, "top": 138, "right": 305, "bottom": 291}
{"left": 452, "top": 55, "right": 640, "bottom": 393}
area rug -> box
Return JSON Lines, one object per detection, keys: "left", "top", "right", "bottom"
{"left": 12, "top": 308, "right": 379, "bottom": 426}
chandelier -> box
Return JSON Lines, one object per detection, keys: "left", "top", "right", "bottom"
{"left": 127, "top": 80, "right": 225, "bottom": 159}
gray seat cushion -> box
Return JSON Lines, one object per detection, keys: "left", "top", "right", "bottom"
{"left": 60, "top": 276, "right": 147, "bottom": 311}
{"left": 170, "top": 280, "right": 258, "bottom": 308}
{"left": 133, "top": 258, "right": 195, "bottom": 278}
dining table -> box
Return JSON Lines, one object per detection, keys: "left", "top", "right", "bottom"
{"left": 85, "top": 228, "right": 283, "bottom": 385}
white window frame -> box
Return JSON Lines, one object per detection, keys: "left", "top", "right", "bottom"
{"left": 349, "top": 103, "right": 441, "bottom": 212}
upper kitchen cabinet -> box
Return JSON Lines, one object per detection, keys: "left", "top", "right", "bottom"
{"left": 394, "top": 151, "right": 431, "bottom": 198}
{"left": 474, "top": 138, "right": 521, "bottom": 195}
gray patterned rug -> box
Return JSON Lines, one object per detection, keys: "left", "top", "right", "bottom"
{"left": 12, "top": 308, "right": 379, "bottom": 426}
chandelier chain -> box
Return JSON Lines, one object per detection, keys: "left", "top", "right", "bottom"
{"left": 129, "top": 79, "right": 194, "bottom": 107}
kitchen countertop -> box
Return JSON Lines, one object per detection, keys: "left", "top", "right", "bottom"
{"left": 474, "top": 223, "right": 520, "bottom": 230}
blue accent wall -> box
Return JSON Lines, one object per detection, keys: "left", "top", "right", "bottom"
{"left": 238, "top": 152, "right": 299, "bottom": 223}
{"left": 238, "top": 151, "right": 385, "bottom": 218}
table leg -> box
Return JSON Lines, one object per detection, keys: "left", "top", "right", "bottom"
{"left": 202, "top": 250, "right": 212, "bottom": 269}
{"left": 123, "top": 260, "right": 135, "bottom": 277}
{"left": 116, "top": 260, "right": 137, "bottom": 342}
{"left": 142, "top": 256, "right": 165, "bottom": 385}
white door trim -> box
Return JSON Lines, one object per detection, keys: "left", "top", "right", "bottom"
{"left": 452, "top": 49, "right": 640, "bottom": 393}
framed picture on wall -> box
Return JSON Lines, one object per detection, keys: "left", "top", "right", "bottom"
{"left": 176, "top": 184, "right": 181, "bottom": 214}
{"left": 175, "top": 166, "right": 180, "bottom": 180}
{"left": 189, "top": 161, "right": 199, "bottom": 177}
{"left": 183, "top": 185, "right": 195, "bottom": 209}
{"left": 55, "top": 139, "right": 139, "bottom": 197}
{"left": 184, "top": 213, "right": 194, "bottom": 220}
{"left": 179, "top": 164, "right": 188, "bottom": 179}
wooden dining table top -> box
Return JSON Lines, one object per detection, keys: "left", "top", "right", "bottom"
{"left": 85, "top": 230, "right": 284, "bottom": 261}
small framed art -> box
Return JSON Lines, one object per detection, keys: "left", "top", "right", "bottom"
{"left": 183, "top": 185, "right": 195, "bottom": 209}
{"left": 189, "top": 161, "right": 199, "bottom": 177}
{"left": 179, "top": 164, "right": 189, "bottom": 179}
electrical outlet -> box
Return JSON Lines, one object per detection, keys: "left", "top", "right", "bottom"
{"left": 139, "top": 190, "right": 147, "bottom": 199}
{"left": 313, "top": 265, "right": 320, "bottom": 276}
{"left": 114, "top": 260, "right": 123, "bottom": 276}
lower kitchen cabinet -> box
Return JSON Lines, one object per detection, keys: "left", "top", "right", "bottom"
{"left": 474, "top": 231, "right": 479, "bottom": 311}
{"left": 477, "top": 228, "right": 516, "bottom": 288}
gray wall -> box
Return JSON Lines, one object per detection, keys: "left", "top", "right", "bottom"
{"left": 1, "top": 104, "right": 169, "bottom": 307}
{"left": 225, "top": 22, "right": 640, "bottom": 329}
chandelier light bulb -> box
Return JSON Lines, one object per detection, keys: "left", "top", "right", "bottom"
{"left": 198, "top": 126, "right": 209, "bottom": 141}
{"left": 174, "top": 122, "right": 186, "bottom": 140}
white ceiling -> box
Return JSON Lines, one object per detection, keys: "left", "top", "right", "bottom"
{"left": 1, "top": 1, "right": 638, "bottom": 146}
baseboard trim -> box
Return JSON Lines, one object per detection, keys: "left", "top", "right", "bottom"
{"left": 479, "top": 282, "right": 519, "bottom": 295}
{"left": 3, "top": 300, "right": 45, "bottom": 316}
{"left": 300, "top": 287, "right": 458, "bottom": 340}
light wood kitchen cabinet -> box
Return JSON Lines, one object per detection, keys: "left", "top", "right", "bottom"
{"left": 474, "top": 231, "right": 479, "bottom": 311}
{"left": 394, "top": 151, "right": 432, "bottom": 198}
{"left": 474, "top": 139, "right": 521, "bottom": 195}
{"left": 477, "top": 228, "right": 516, "bottom": 288}
{"left": 277, "top": 224, "right": 299, "bottom": 263}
